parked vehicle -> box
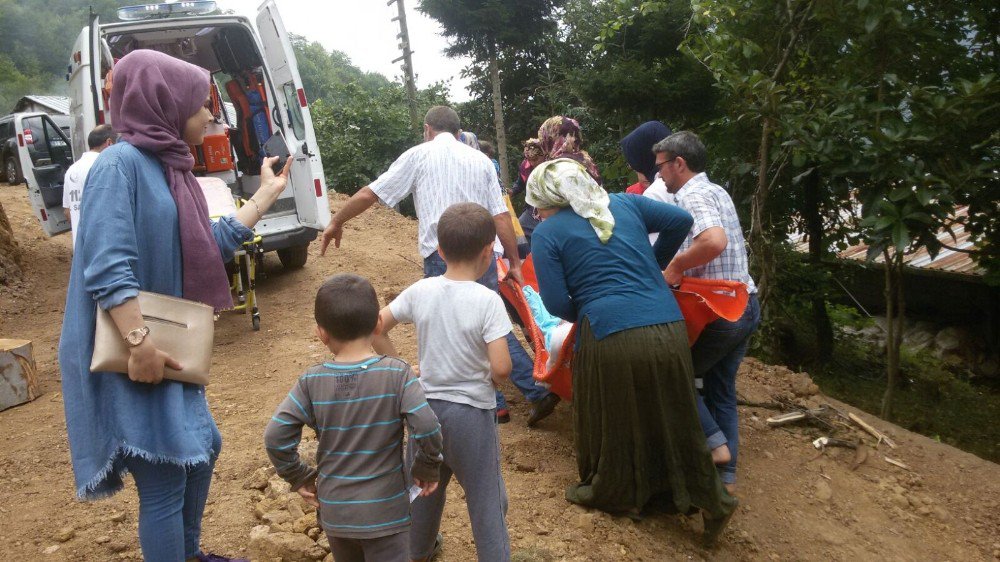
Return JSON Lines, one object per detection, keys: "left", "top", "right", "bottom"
{"left": 1, "top": 113, "right": 71, "bottom": 185}
{"left": 55, "top": 0, "right": 329, "bottom": 268}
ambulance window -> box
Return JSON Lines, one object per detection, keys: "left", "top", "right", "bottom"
{"left": 22, "top": 116, "right": 50, "bottom": 165}
{"left": 282, "top": 83, "right": 306, "bottom": 140}
{"left": 42, "top": 118, "right": 73, "bottom": 167}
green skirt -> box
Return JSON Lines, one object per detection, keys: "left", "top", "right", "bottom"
{"left": 566, "top": 319, "right": 735, "bottom": 518}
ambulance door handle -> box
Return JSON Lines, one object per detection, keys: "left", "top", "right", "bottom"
{"left": 300, "top": 142, "right": 313, "bottom": 157}
{"left": 271, "top": 107, "right": 284, "bottom": 129}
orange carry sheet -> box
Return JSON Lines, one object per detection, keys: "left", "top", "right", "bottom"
{"left": 497, "top": 257, "right": 577, "bottom": 402}
{"left": 672, "top": 277, "right": 750, "bottom": 345}
{"left": 497, "top": 256, "right": 749, "bottom": 402}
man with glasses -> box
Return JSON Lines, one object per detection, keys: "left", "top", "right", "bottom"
{"left": 644, "top": 131, "right": 760, "bottom": 494}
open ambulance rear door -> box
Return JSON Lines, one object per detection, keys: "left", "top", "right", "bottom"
{"left": 68, "top": 14, "right": 110, "bottom": 160}
{"left": 15, "top": 113, "right": 74, "bottom": 236}
{"left": 256, "top": 0, "right": 330, "bottom": 231}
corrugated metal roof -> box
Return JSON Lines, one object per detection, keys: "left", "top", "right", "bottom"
{"left": 14, "top": 95, "right": 71, "bottom": 115}
{"left": 791, "top": 205, "right": 983, "bottom": 277}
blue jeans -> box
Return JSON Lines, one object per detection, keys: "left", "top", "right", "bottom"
{"left": 422, "top": 252, "right": 549, "bottom": 407}
{"left": 122, "top": 425, "right": 222, "bottom": 561}
{"left": 692, "top": 294, "right": 760, "bottom": 485}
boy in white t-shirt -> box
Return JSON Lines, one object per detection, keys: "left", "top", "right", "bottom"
{"left": 374, "top": 202, "right": 513, "bottom": 562}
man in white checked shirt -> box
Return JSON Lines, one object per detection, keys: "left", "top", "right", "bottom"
{"left": 320, "top": 106, "right": 523, "bottom": 286}
{"left": 644, "top": 131, "right": 761, "bottom": 494}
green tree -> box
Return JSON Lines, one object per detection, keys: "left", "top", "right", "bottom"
{"left": 681, "top": 0, "right": 998, "bottom": 417}
{"left": 418, "top": 0, "right": 564, "bottom": 188}
{"left": 290, "top": 37, "right": 448, "bottom": 195}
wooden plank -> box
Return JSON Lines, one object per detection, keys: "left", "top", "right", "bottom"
{"left": 848, "top": 412, "right": 897, "bottom": 449}
{"left": 0, "top": 339, "right": 39, "bottom": 412}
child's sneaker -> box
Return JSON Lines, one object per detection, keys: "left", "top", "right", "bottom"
{"left": 196, "top": 554, "right": 249, "bottom": 562}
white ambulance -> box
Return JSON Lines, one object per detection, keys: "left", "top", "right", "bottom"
{"left": 40, "top": 0, "right": 330, "bottom": 268}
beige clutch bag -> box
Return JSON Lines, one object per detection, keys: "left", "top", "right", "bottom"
{"left": 91, "top": 291, "right": 215, "bottom": 386}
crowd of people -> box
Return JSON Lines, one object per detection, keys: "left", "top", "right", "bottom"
{"left": 56, "top": 48, "right": 759, "bottom": 562}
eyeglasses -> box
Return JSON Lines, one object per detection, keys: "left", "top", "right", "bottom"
{"left": 654, "top": 157, "right": 678, "bottom": 171}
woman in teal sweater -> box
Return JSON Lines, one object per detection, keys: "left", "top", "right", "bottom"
{"left": 527, "top": 159, "right": 736, "bottom": 547}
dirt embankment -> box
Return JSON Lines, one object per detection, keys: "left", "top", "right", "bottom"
{"left": 1, "top": 184, "right": 998, "bottom": 561}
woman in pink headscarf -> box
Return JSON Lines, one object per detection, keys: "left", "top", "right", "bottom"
{"left": 58, "top": 50, "right": 289, "bottom": 561}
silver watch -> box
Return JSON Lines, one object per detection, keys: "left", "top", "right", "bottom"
{"left": 125, "top": 326, "right": 150, "bottom": 347}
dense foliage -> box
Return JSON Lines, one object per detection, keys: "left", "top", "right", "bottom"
{"left": 0, "top": 0, "right": 133, "bottom": 111}
{"left": 290, "top": 36, "right": 448, "bottom": 195}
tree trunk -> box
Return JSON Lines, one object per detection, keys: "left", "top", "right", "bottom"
{"left": 804, "top": 168, "right": 833, "bottom": 360}
{"left": 488, "top": 51, "right": 511, "bottom": 190}
{"left": 747, "top": 0, "right": 812, "bottom": 315}
{"left": 0, "top": 201, "right": 22, "bottom": 285}
{"left": 880, "top": 251, "right": 905, "bottom": 419}
{"left": 749, "top": 117, "right": 774, "bottom": 311}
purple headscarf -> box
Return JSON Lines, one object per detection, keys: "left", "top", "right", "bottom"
{"left": 110, "top": 49, "right": 233, "bottom": 311}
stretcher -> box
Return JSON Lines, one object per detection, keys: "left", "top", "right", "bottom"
{"left": 497, "top": 255, "right": 750, "bottom": 401}
{"left": 200, "top": 177, "right": 264, "bottom": 330}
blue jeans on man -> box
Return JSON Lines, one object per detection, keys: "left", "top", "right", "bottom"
{"left": 692, "top": 294, "right": 760, "bottom": 486}
{"left": 422, "top": 252, "right": 550, "bottom": 412}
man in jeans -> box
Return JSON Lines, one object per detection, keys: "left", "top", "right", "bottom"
{"left": 320, "top": 105, "right": 560, "bottom": 427}
{"left": 644, "top": 131, "right": 761, "bottom": 493}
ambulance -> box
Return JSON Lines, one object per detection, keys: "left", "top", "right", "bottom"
{"left": 26, "top": 0, "right": 330, "bottom": 268}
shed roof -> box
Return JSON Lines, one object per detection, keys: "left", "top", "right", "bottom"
{"left": 791, "top": 206, "right": 982, "bottom": 277}
{"left": 12, "top": 95, "right": 71, "bottom": 115}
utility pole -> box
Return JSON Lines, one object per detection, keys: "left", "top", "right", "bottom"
{"left": 388, "top": 0, "right": 419, "bottom": 132}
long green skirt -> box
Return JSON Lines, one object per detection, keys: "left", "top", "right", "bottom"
{"left": 566, "top": 319, "right": 736, "bottom": 519}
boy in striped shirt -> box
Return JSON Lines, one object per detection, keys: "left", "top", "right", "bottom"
{"left": 264, "top": 274, "right": 443, "bottom": 562}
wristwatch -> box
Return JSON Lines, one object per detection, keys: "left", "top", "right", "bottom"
{"left": 125, "top": 326, "right": 150, "bottom": 347}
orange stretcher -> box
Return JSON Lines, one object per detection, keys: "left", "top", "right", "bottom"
{"left": 497, "top": 256, "right": 749, "bottom": 402}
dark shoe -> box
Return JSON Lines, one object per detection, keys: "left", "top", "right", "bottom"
{"left": 702, "top": 498, "right": 738, "bottom": 548}
{"left": 197, "top": 554, "right": 249, "bottom": 562}
{"left": 414, "top": 533, "right": 443, "bottom": 562}
{"left": 496, "top": 408, "right": 511, "bottom": 424}
{"left": 527, "top": 393, "right": 560, "bottom": 427}
{"left": 430, "top": 533, "right": 443, "bottom": 560}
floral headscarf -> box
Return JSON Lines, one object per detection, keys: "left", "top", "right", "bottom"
{"left": 537, "top": 116, "right": 601, "bottom": 184}
{"left": 526, "top": 158, "right": 615, "bottom": 243}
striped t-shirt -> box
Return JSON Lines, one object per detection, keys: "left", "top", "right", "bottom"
{"left": 264, "top": 355, "right": 443, "bottom": 539}
{"left": 368, "top": 132, "right": 509, "bottom": 258}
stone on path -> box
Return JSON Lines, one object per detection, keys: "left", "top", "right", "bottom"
{"left": 0, "top": 339, "right": 39, "bottom": 412}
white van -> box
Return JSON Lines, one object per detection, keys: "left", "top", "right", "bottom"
{"left": 58, "top": 0, "right": 329, "bottom": 268}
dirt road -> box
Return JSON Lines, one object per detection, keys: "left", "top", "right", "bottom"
{"left": 1, "top": 184, "right": 998, "bottom": 561}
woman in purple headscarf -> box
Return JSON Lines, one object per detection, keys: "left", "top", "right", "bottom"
{"left": 58, "top": 50, "right": 289, "bottom": 561}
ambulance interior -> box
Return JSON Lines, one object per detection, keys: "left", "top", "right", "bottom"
{"left": 103, "top": 24, "right": 296, "bottom": 213}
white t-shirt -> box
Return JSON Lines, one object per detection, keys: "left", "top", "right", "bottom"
{"left": 389, "top": 276, "right": 512, "bottom": 409}
{"left": 368, "top": 133, "right": 508, "bottom": 258}
{"left": 642, "top": 176, "right": 670, "bottom": 245}
{"left": 62, "top": 151, "right": 100, "bottom": 247}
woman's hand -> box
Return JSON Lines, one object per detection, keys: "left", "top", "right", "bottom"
{"left": 236, "top": 156, "right": 293, "bottom": 228}
{"left": 127, "top": 338, "right": 182, "bottom": 384}
{"left": 260, "top": 155, "right": 293, "bottom": 198}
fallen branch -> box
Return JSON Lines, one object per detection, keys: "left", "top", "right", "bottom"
{"left": 738, "top": 399, "right": 786, "bottom": 410}
{"left": 848, "top": 412, "right": 897, "bottom": 449}
{"left": 884, "top": 456, "right": 910, "bottom": 471}
{"left": 396, "top": 253, "right": 422, "bottom": 268}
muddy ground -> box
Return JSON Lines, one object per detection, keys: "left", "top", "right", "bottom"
{"left": 1, "top": 184, "right": 998, "bottom": 561}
